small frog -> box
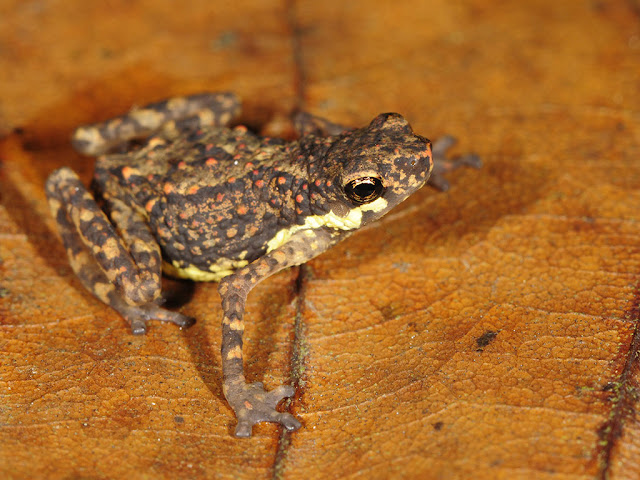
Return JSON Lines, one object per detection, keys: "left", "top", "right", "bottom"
{"left": 46, "top": 92, "right": 480, "bottom": 437}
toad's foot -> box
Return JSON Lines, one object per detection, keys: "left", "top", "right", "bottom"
{"left": 428, "top": 135, "right": 482, "bottom": 191}
{"left": 118, "top": 302, "right": 196, "bottom": 335}
{"left": 225, "top": 381, "right": 301, "bottom": 437}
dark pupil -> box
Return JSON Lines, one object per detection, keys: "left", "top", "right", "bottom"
{"left": 345, "top": 177, "right": 384, "bottom": 204}
{"left": 354, "top": 182, "right": 376, "bottom": 197}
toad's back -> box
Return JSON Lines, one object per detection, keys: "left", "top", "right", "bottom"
{"left": 93, "top": 124, "right": 335, "bottom": 280}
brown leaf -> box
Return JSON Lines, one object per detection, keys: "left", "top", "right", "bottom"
{"left": 1, "top": 1, "right": 640, "bottom": 479}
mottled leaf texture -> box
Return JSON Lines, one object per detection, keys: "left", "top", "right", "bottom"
{"left": 1, "top": 0, "right": 639, "bottom": 479}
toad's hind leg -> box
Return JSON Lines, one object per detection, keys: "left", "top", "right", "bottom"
{"left": 72, "top": 92, "right": 241, "bottom": 156}
{"left": 46, "top": 167, "right": 194, "bottom": 335}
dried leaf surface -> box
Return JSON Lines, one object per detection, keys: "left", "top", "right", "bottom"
{"left": 1, "top": 1, "right": 639, "bottom": 479}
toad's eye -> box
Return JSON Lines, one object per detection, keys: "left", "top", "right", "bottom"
{"left": 344, "top": 177, "right": 385, "bottom": 205}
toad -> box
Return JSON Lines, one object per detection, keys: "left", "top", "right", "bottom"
{"left": 46, "top": 92, "right": 480, "bottom": 437}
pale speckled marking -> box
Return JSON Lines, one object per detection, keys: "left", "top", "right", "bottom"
{"left": 129, "top": 108, "right": 166, "bottom": 129}
{"left": 79, "top": 209, "right": 94, "bottom": 223}
{"left": 147, "top": 137, "right": 166, "bottom": 149}
{"left": 265, "top": 197, "right": 388, "bottom": 253}
{"left": 229, "top": 320, "right": 244, "bottom": 331}
{"left": 162, "top": 258, "right": 250, "bottom": 282}
{"left": 226, "top": 345, "right": 243, "bottom": 360}
{"left": 197, "top": 109, "right": 215, "bottom": 125}
{"left": 73, "top": 126, "right": 107, "bottom": 154}
{"left": 99, "top": 237, "right": 123, "bottom": 261}
{"left": 93, "top": 282, "right": 114, "bottom": 301}
{"left": 166, "top": 96, "right": 189, "bottom": 111}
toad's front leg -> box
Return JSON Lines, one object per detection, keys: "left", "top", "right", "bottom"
{"left": 427, "top": 135, "right": 482, "bottom": 191}
{"left": 218, "top": 229, "right": 337, "bottom": 437}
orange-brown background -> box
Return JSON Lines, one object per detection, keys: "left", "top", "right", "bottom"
{"left": 1, "top": 1, "right": 639, "bottom": 479}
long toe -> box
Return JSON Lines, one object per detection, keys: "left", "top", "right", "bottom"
{"left": 265, "top": 385, "right": 296, "bottom": 406}
{"left": 277, "top": 412, "right": 302, "bottom": 432}
{"left": 130, "top": 318, "right": 148, "bottom": 335}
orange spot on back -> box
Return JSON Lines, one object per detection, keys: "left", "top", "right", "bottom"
{"left": 121, "top": 166, "right": 135, "bottom": 180}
